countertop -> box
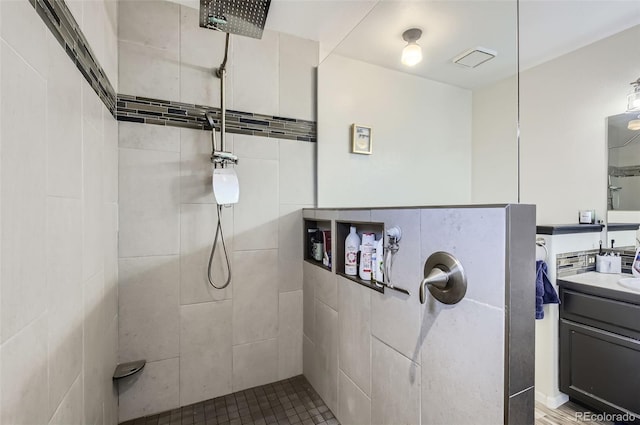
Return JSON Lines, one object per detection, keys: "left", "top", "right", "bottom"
{"left": 559, "top": 271, "right": 640, "bottom": 300}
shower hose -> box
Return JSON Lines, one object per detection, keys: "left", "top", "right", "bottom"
{"left": 207, "top": 204, "right": 232, "bottom": 289}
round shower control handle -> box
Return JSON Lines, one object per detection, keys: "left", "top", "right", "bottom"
{"left": 419, "top": 252, "right": 467, "bottom": 305}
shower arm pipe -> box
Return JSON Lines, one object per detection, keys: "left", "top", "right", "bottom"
{"left": 216, "top": 33, "right": 230, "bottom": 154}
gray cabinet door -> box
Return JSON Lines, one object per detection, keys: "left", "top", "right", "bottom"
{"left": 560, "top": 319, "right": 640, "bottom": 417}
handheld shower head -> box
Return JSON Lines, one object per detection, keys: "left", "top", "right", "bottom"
{"left": 205, "top": 112, "right": 216, "bottom": 129}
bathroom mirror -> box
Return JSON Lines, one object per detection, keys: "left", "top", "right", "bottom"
{"left": 315, "top": 0, "right": 519, "bottom": 208}
{"left": 607, "top": 112, "right": 640, "bottom": 211}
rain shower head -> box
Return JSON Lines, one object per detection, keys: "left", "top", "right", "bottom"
{"left": 199, "top": 0, "right": 271, "bottom": 39}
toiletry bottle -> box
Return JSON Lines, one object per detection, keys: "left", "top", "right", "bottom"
{"left": 370, "top": 250, "right": 377, "bottom": 283}
{"left": 359, "top": 233, "right": 376, "bottom": 280}
{"left": 375, "top": 238, "right": 384, "bottom": 282}
{"left": 345, "top": 227, "right": 360, "bottom": 276}
{"left": 633, "top": 247, "right": 640, "bottom": 277}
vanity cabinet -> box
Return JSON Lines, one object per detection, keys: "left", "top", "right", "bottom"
{"left": 559, "top": 281, "right": 640, "bottom": 418}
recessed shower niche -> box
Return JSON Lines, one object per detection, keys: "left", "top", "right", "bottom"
{"left": 303, "top": 219, "right": 332, "bottom": 272}
{"left": 335, "top": 220, "right": 385, "bottom": 293}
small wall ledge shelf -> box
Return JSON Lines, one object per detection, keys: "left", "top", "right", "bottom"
{"left": 113, "top": 360, "right": 146, "bottom": 380}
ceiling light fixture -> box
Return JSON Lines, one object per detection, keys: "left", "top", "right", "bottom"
{"left": 627, "top": 77, "right": 640, "bottom": 112}
{"left": 401, "top": 28, "right": 423, "bottom": 67}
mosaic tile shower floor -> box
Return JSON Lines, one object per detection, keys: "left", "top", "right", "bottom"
{"left": 120, "top": 375, "right": 339, "bottom": 425}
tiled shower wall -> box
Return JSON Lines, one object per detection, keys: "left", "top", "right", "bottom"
{"left": 0, "top": 0, "right": 119, "bottom": 424}
{"left": 302, "top": 206, "right": 536, "bottom": 425}
{"left": 116, "top": 1, "right": 318, "bottom": 421}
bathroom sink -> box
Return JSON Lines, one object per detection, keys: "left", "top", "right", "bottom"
{"left": 618, "top": 278, "right": 640, "bottom": 292}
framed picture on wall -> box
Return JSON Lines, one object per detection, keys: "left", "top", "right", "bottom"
{"left": 351, "top": 124, "right": 373, "bottom": 155}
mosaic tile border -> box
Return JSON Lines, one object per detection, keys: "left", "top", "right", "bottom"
{"left": 556, "top": 250, "right": 597, "bottom": 278}
{"left": 31, "top": 0, "right": 117, "bottom": 114}
{"left": 33, "top": 0, "right": 318, "bottom": 143}
{"left": 556, "top": 248, "right": 636, "bottom": 277}
{"left": 116, "top": 94, "right": 317, "bottom": 142}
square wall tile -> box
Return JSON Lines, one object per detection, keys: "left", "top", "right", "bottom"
{"left": 179, "top": 6, "right": 234, "bottom": 108}
{"left": 118, "top": 0, "right": 180, "bottom": 53}
{"left": 84, "top": 272, "right": 105, "bottom": 425}
{"left": 82, "top": 79, "right": 103, "bottom": 134}
{"left": 180, "top": 301, "right": 233, "bottom": 405}
{"left": 233, "top": 158, "right": 279, "bottom": 251}
{"left": 303, "top": 263, "right": 316, "bottom": 341}
{"left": 338, "top": 277, "right": 371, "bottom": 396}
{"left": 103, "top": 203, "right": 119, "bottom": 325}
{"left": 234, "top": 134, "right": 278, "bottom": 160}
{"left": 103, "top": 315, "right": 119, "bottom": 425}
{"left": 1, "top": 42, "right": 47, "bottom": 343}
{"left": 119, "top": 121, "right": 180, "bottom": 152}
{"left": 233, "top": 29, "right": 279, "bottom": 116}
{"left": 508, "top": 387, "right": 534, "bottom": 425}
{"left": 278, "top": 290, "right": 303, "bottom": 379}
{"left": 119, "top": 256, "right": 180, "bottom": 362}
{"left": 370, "top": 209, "right": 422, "bottom": 361}
{"left": 232, "top": 250, "right": 279, "bottom": 345}
{"left": 421, "top": 299, "right": 504, "bottom": 425}
{"left": 303, "top": 335, "right": 316, "bottom": 389}
{"left": 103, "top": 1, "right": 119, "bottom": 91}
{"left": 47, "top": 197, "right": 83, "bottom": 416}
{"left": 315, "top": 209, "right": 338, "bottom": 221}
{"left": 371, "top": 337, "right": 420, "bottom": 425}
{"left": 279, "top": 140, "right": 316, "bottom": 205}
{"left": 279, "top": 33, "right": 318, "bottom": 121}
{"left": 420, "top": 208, "right": 506, "bottom": 308}
{"left": 180, "top": 203, "right": 233, "bottom": 304}
{"left": 180, "top": 128, "right": 222, "bottom": 204}
{"left": 338, "top": 371, "right": 371, "bottom": 425}
{"left": 310, "top": 262, "right": 337, "bottom": 311}
{"left": 66, "top": 0, "right": 83, "bottom": 27}
{"left": 118, "top": 358, "right": 180, "bottom": 422}
{"left": 232, "top": 339, "right": 278, "bottom": 392}
{"left": 82, "top": 0, "right": 106, "bottom": 76}
{"left": 119, "top": 40, "right": 179, "bottom": 100}
{"left": 83, "top": 121, "right": 104, "bottom": 281}
{"left": 47, "top": 36, "right": 82, "bottom": 199}
{"left": 103, "top": 112, "right": 119, "bottom": 204}
{"left": 278, "top": 205, "right": 309, "bottom": 293}
{"left": 314, "top": 299, "right": 338, "bottom": 413}
{"left": 337, "top": 209, "right": 371, "bottom": 222}
{"left": 119, "top": 147, "right": 180, "bottom": 257}
{"left": 1, "top": 314, "right": 49, "bottom": 425}
{"left": 49, "top": 374, "right": 83, "bottom": 425}
{"left": 0, "top": 0, "right": 48, "bottom": 77}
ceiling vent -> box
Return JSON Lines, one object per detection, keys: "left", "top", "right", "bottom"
{"left": 452, "top": 47, "right": 497, "bottom": 68}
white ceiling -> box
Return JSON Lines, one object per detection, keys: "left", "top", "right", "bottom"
{"left": 174, "top": 0, "right": 640, "bottom": 89}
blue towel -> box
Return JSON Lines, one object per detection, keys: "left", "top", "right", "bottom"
{"left": 536, "top": 260, "right": 560, "bottom": 319}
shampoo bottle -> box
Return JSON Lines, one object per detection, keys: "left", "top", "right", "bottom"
{"left": 375, "top": 238, "right": 384, "bottom": 282}
{"left": 359, "top": 233, "right": 376, "bottom": 280}
{"left": 345, "top": 227, "right": 360, "bottom": 276}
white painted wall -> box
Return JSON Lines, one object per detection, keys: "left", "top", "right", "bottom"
{"left": 471, "top": 76, "right": 519, "bottom": 203}
{"left": 519, "top": 25, "right": 640, "bottom": 225}
{"left": 317, "top": 54, "right": 473, "bottom": 208}
{"left": 0, "top": 0, "right": 119, "bottom": 424}
{"left": 514, "top": 24, "right": 640, "bottom": 409}
{"left": 534, "top": 232, "right": 602, "bottom": 408}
